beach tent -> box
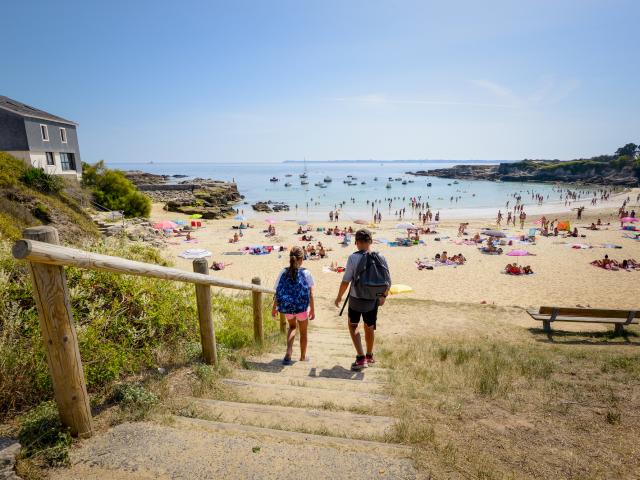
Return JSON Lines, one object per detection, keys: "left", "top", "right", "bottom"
{"left": 557, "top": 221, "right": 571, "bottom": 231}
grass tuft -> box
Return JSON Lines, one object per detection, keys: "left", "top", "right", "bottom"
{"left": 18, "top": 401, "right": 72, "bottom": 467}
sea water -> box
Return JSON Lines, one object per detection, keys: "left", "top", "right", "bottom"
{"left": 107, "top": 161, "right": 602, "bottom": 220}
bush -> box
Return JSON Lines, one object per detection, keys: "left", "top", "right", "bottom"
{"left": 19, "top": 167, "right": 64, "bottom": 194}
{"left": 82, "top": 161, "right": 151, "bottom": 217}
{"left": 111, "top": 383, "right": 158, "bottom": 420}
{"left": 0, "top": 239, "right": 278, "bottom": 416}
{"left": 18, "top": 401, "right": 72, "bottom": 467}
{"left": 31, "top": 203, "right": 51, "bottom": 222}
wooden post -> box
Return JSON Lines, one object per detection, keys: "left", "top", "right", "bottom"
{"left": 193, "top": 259, "right": 217, "bottom": 365}
{"left": 252, "top": 277, "right": 264, "bottom": 344}
{"left": 279, "top": 312, "right": 286, "bottom": 334}
{"left": 22, "top": 226, "right": 93, "bottom": 438}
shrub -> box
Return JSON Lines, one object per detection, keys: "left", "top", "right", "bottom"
{"left": 0, "top": 239, "right": 278, "bottom": 416}
{"left": 19, "top": 167, "right": 64, "bottom": 194}
{"left": 82, "top": 161, "right": 151, "bottom": 217}
{"left": 18, "top": 401, "right": 72, "bottom": 467}
{"left": 31, "top": 203, "right": 51, "bottom": 222}
{"left": 111, "top": 383, "right": 158, "bottom": 420}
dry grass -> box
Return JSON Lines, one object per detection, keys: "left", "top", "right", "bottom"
{"left": 379, "top": 302, "right": 640, "bottom": 479}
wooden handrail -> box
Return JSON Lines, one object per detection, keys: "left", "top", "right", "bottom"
{"left": 12, "top": 226, "right": 279, "bottom": 439}
{"left": 12, "top": 239, "right": 275, "bottom": 294}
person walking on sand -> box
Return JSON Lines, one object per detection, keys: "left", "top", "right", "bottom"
{"left": 273, "top": 246, "right": 315, "bottom": 365}
{"left": 334, "top": 229, "right": 391, "bottom": 371}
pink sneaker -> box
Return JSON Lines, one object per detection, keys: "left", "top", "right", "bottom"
{"left": 351, "top": 356, "right": 367, "bottom": 371}
{"left": 365, "top": 353, "right": 375, "bottom": 365}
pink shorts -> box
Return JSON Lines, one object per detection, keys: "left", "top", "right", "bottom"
{"left": 284, "top": 311, "right": 309, "bottom": 321}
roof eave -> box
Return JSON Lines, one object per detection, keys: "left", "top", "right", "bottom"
{"left": 0, "top": 105, "right": 78, "bottom": 126}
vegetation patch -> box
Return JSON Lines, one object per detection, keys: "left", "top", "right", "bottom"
{"left": 82, "top": 160, "right": 151, "bottom": 217}
{"left": 380, "top": 330, "right": 640, "bottom": 479}
{"left": 17, "top": 401, "right": 72, "bottom": 467}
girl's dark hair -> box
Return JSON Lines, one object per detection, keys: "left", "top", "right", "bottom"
{"left": 288, "top": 246, "right": 304, "bottom": 281}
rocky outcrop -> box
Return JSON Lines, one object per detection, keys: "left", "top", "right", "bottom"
{"left": 124, "top": 171, "right": 243, "bottom": 219}
{"left": 252, "top": 201, "right": 290, "bottom": 213}
{"left": 408, "top": 161, "right": 639, "bottom": 186}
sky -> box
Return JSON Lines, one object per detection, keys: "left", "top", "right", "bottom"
{"left": 2, "top": 0, "right": 639, "bottom": 163}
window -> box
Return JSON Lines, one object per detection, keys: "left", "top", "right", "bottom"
{"left": 46, "top": 152, "right": 55, "bottom": 166}
{"left": 40, "top": 124, "right": 49, "bottom": 141}
{"left": 59, "top": 153, "right": 76, "bottom": 171}
{"left": 60, "top": 128, "right": 67, "bottom": 143}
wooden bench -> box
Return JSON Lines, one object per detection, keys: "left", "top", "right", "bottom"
{"left": 527, "top": 306, "right": 639, "bottom": 335}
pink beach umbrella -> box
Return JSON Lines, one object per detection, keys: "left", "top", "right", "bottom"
{"left": 265, "top": 218, "right": 277, "bottom": 225}
{"left": 620, "top": 217, "right": 638, "bottom": 223}
{"left": 506, "top": 249, "right": 530, "bottom": 256}
{"left": 153, "top": 220, "right": 179, "bottom": 230}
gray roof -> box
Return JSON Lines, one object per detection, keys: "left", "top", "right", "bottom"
{"left": 0, "top": 95, "right": 77, "bottom": 126}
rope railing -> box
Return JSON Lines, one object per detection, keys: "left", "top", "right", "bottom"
{"left": 12, "top": 226, "right": 276, "bottom": 439}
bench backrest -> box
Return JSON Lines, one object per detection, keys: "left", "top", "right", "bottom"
{"left": 539, "top": 306, "right": 639, "bottom": 319}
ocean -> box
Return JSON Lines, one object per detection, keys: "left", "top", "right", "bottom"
{"left": 107, "top": 161, "right": 600, "bottom": 220}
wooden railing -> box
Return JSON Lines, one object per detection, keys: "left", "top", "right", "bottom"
{"left": 12, "top": 226, "right": 278, "bottom": 439}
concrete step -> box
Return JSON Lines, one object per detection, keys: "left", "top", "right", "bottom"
{"left": 221, "top": 378, "right": 391, "bottom": 414}
{"left": 182, "top": 397, "right": 395, "bottom": 440}
{"left": 232, "top": 369, "right": 385, "bottom": 393}
{"left": 242, "top": 358, "right": 390, "bottom": 382}
{"left": 50, "top": 419, "right": 419, "bottom": 479}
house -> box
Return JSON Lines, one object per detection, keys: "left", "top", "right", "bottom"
{"left": 0, "top": 95, "right": 82, "bottom": 178}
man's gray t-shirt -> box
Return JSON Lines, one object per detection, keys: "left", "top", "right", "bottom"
{"left": 342, "top": 250, "right": 390, "bottom": 312}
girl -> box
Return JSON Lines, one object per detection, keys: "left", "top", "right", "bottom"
{"left": 272, "top": 246, "right": 315, "bottom": 365}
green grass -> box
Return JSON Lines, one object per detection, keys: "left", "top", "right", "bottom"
{"left": 17, "top": 401, "right": 72, "bottom": 467}
{"left": 0, "top": 239, "right": 279, "bottom": 417}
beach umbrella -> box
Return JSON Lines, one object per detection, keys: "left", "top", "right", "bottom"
{"left": 189, "top": 214, "right": 203, "bottom": 219}
{"left": 265, "top": 218, "right": 277, "bottom": 225}
{"left": 621, "top": 217, "right": 639, "bottom": 223}
{"left": 178, "top": 249, "right": 212, "bottom": 259}
{"left": 354, "top": 219, "right": 368, "bottom": 225}
{"left": 395, "top": 222, "right": 415, "bottom": 230}
{"left": 234, "top": 214, "right": 247, "bottom": 221}
{"left": 389, "top": 284, "right": 413, "bottom": 295}
{"left": 173, "top": 220, "right": 186, "bottom": 225}
{"left": 481, "top": 230, "right": 506, "bottom": 238}
{"left": 153, "top": 220, "right": 179, "bottom": 230}
{"left": 506, "top": 249, "right": 531, "bottom": 256}
{"left": 297, "top": 220, "right": 309, "bottom": 225}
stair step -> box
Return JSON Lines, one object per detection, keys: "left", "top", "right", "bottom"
{"left": 182, "top": 397, "right": 395, "bottom": 439}
{"left": 232, "top": 369, "right": 385, "bottom": 392}
{"left": 221, "top": 379, "right": 391, "bottom": 414}
{"left": 50, "top": 420, "right": 418, "bottom": 479}
{"left": 243, "top": 359, "right": 390, "bottom": 381}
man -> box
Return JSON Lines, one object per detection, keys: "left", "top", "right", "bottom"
{"left": 334, "top": 229, "right": 391, "bottom": 371}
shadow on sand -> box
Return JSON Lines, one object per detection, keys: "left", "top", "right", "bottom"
{"left": 244, "top": 359, "right": 366, "bottom": 380}
{"left": 529, "top": 327, "right": 640, "bottom": 346}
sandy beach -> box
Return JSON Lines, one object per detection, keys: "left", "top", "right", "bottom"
{"left": 150, "top": 187, "right": 640, "bottom": 311}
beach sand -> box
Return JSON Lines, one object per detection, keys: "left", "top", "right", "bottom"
{"left": 149, "top": 188, "right": 640, "bottom": 311}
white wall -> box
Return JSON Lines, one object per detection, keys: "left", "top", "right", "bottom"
{"left": 5, "top": 150, "right": 80, "bottom": 179}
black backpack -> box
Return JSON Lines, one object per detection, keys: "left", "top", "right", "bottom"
{"left": 339, "top": 251, "right": 391, "bottom": 316}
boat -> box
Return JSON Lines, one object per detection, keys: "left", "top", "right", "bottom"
{"left": 453, "top": 180, "right": 459, "bottom": 184}
{"left": 361, "top": 181, "right": 366, "bottom": 185}
{"left": 401, "top": 180, "right": 408, "bottom": 185}
{"left": 285, "top": 174, "right": 292, "bottom": 177}
{"left": 270, "top": 177, "right": 279, "bottom": 182}
{"left": 324, "top": 176, "right": 332, "bottom": 182}
{"left": 388, "top": 177, "right": 393, "bottom": 181}
{"left": 395, "top": 177, "right": 402, "bottom": 181}
{"left": 427, "top": 182, "right": 432, "bottom": 187}
{"left": 373, "top": 177, "right": 378, "bottom": 181}
{"left": 301, "top": 180, "right": 309, "bottom": 185}
{"left": 386, "top": 183, "right": 392, "bottom": 189}
{"left": 318, "top": 184, "right": 328, "bottom": 189}
{"left": 284, "top": 182, "right": 292, "bottom": 187}
{"left": 299, "top": 157, "right": 308, "bottom": 179}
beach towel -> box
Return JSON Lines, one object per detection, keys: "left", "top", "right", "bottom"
{"left": 623, "top": 234, "right": 640, "bottom": 241}
{"left": 566, "top": 243, "right": 591, "bottom": 249}
{"left": 599, "top": 244, "right": 622, "bottom": 249}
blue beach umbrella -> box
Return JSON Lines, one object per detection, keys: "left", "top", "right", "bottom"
{"left": 234, "top": 215, "right": 247, "bottom": 221}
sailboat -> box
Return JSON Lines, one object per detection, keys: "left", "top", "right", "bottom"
{"left": 299, "top": 157, "right": 308, "bottom": 179}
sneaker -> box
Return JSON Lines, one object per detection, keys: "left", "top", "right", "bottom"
{"left": 351, "top": 355, "right": 367, "bottom": 371}
{"left": 365, "top": 353, "right": 375, "bottom": 365}
{"left": 282, "top": 356, "right": 293, "bottom": 366}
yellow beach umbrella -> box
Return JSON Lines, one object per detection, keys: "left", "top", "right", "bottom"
{"left": 389, "top": 284, "right": 413, "bottom": 295}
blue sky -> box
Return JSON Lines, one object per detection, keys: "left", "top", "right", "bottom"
{"left": 2, "top": 0, "right": 639, "bottom": 163}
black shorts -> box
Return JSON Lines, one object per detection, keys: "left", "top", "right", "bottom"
{"left": 348, "top": 304, "right": 378, "bottom": 330}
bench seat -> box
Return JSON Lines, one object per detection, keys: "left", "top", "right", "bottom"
{"left": 527, "top": 307, "right": 638, "bottom": 334}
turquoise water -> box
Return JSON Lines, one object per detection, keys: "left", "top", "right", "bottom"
{"left": 108, "top": 161, "right": 599, "bottom": 220}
